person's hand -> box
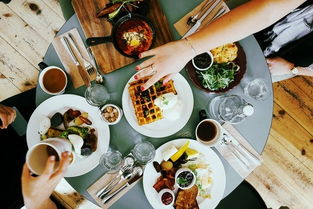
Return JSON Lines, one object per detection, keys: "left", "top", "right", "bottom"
{"left": 135, "top": 39, "right": 195, "bottom": 90}
{"left": 266, "top": 57, "right": 295, "bottom": 76}
{"left": 21, "top": 152, "right": 71, "bottom": 209}
{"left": 0, "top": 104, "right": 16, "bottom": 129}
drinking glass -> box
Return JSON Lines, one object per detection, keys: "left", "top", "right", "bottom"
{"left": 99, "top": 150, "right": 123, "bottom": 173}
{"left": 131, "top": 141, "right": 155, "bottom": 165}
{"left": 243, "top": 78, "right": 270, "bottom": 101}
{"left": 85, "top": 83, "right": 110, "bottom": 106}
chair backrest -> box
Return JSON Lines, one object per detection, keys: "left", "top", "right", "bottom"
{"left": 216, "top": 180, "right": 267, "bottom": 209}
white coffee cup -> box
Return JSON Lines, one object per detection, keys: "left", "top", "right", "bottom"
{"left": 195, "top": 119, "right": 224, "bottom": 147}
{"left": 26, "top": 138, "right": 73, "bottom": 175}
{"left": 38, "top": 66, "right": 67, "bottom": 95}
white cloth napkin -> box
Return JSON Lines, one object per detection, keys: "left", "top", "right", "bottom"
{"left": 215, "top": 123, "right": 262, "bottom": 178}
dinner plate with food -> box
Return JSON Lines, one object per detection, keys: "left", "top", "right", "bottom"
{"left": 122, "top": 73, "right": 194, "bottom": 138}
{"left": 26, "top": 94, "right": 110, "bottom": 177}
{"left": 186, "top": 42, "right": 246, "bottom": 93}
{"left": 143, "top": 139, "right": 226, "bottom": 209}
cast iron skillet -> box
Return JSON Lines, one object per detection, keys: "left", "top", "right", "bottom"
{"left": 86, "top": 13, "right": 155, "bottom": 58}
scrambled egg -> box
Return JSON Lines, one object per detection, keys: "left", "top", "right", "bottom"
{"left": 210, "top": 43, "right": 238, "bottom": 63}
{"left": 122, "top": 31, "right": 146, "bottom": 47}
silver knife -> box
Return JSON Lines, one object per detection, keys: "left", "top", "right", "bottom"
{"left": 102, "top": 173, "right": 142, "bottom": 204}
{"left": 61, "top": 36, "right": 91, "bottom": 87}
{"left": 182, "top": 0, "right": 221, "bottom": 38}
{"left": 205, "top": 7, "right": 226, "bottom": 26}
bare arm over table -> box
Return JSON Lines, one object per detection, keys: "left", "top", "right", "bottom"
{"left": 136, "top": 0, "right": 307, "bottom": 90}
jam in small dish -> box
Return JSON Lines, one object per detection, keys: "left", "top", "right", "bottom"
{"left": 158, "top": 188, "right": 175, "bottom": 207}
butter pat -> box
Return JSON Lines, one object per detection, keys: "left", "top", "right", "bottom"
{"left": 185, "top": 148, "right": 199, "bottom": 160}
{"left": 162, "top": 144, "right": 178, "bottom": 161}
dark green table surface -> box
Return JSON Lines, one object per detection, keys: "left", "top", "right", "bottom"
{"left": 37, "top": 0, "right": 273, "bottom": 208}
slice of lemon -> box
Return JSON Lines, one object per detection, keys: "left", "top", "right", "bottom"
{"left": 170, "top": 140, "right": 190, "bottom": 162}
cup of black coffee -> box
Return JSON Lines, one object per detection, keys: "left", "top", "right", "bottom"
{"left": 195, "top": 119, "right": 223, "bottom": 147}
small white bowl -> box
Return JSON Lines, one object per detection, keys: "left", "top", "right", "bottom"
{"left": 192, "top": 51, "right": 214, "bottom": 71}
{"left": 158, "top": 188, "right": 175, "bottom": 207}
{"left": 175, "top": 167, "right": 196, "bottom": 190}
{"left": 100, "top": 104, "right": 123, "bottom": 125}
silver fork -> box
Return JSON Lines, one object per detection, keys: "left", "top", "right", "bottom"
{"left": 68, "top": 33, "right": 96, "bottom": 77}
{"left": 87, "top": 47, "right": 103, "bottom": 84}
{"left": 187, "top": 0, "right": 215, "bottom": 25}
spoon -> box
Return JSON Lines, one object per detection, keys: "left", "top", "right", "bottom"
{"left": 96, "top": 155, "right": 135, "bottom": 197}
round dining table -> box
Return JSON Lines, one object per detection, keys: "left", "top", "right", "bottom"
{"left": 36, "top": 0, "right": 273, "bottom": 208}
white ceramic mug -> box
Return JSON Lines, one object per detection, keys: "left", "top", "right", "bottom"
{"left": 195, "top": 119, "right": 224, "bottom": 147}
{"left": 26, "top": 138, "right": 73, "bottom": 175}
{"left": 38, "top": 66, "right": 67, "bottom": 95}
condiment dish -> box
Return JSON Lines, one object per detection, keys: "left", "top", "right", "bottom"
{"left": 192, "top": 51, "right": 213, "bottom": 71}
{"left": 158, "top": 188, "right": 175, "bottom": 207}
{"left": 175, "top": 167, "right": 196, "bottom": 190}
{"left": 100, "top": 104, "right": 123, "bottom": 125}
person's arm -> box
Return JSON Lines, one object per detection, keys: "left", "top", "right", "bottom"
{"left": 136, "top": 0, "right": 306, "bottom": 90}
{"left": 296, "top": 66, "right": 313, "bottom": 77}
{"left": 22, "top": 152, "right": 71, "bottom": 209}
{"left": 267, "top": 57, "right": 313, "bottom": 77}
{"left": 0, "top": 104, "right": 16, "bottom": 129}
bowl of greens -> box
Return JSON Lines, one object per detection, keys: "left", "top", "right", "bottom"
{"left": 186, "top": 43, "right": 246, "bottom": 93}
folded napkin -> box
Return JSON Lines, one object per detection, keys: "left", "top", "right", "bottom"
{"left": 216, "top": 123, "right": 262, "bottom": 178}
{"left": 174, "top": 0, "right": 229, "bottom": 36}
{"left": 52, "top": 28, "right": 96, "bottom": 88}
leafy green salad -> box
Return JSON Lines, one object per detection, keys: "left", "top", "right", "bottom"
{"left": 197, "top": 62, "right": 240, "bottom": 91}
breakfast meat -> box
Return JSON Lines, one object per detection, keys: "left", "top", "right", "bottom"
{"left": 210, "top": 43, "right": 238, "bottom": 63}
{"left": 174, "top": 185, "right": 199, "bottom": 209}
{"left": 128, "top": 76, "right": 177, "bottom": 125}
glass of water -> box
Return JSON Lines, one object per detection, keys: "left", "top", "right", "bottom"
{"left": 132, "top": 141, "right": 155, "bottom": 165}
{"left": 85, "top": 83, "right": 110, "bottom": 106}
{"left": 243, "top": 78, "right": 270, "bottom": 101}
{"left": 99, "top": 150, "right": 123, "bottom": 173}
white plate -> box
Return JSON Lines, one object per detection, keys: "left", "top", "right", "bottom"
{"left": 143, "top": 139, "right": 226, "bottom": 209}
{"left": 26, "top": 94, "right": 110, "bottom": 177}
{"left": 122, "top": 73, "right": 194, "bottom": 138}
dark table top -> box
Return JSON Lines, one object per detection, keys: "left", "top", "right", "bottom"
{"left": 36, "top": 0, "right": 273, "bottom": 208}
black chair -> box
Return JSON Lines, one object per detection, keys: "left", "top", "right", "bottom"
{"left": 216, "top": 180, "right": 267, "bottom": 209}
{"left": 0, "top": 0, "right": 11, "bottom": 4}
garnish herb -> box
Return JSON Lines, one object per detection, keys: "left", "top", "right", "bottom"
{"left": 177, "top": 177, "right": 188, "bottom": 186}
{"left": 197, "top": 62, "right": 240, "bottom": 91}
{"left": 109, "top": 0, "right": 139, "bottom": 20}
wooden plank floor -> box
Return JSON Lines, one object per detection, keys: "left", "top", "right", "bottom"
{"left": 1, "top": 1, "right": 312, "bottom": 208}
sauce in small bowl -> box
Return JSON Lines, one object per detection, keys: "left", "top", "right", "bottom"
{"left": 158, "top": 188, "right": 175, "bottom": 207}
{"left": 192, "top": 51, "right": 213, "bottom": 71}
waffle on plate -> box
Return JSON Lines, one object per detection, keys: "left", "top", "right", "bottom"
{"left": 128, "top": 76, "right": 177, "bottom": 125}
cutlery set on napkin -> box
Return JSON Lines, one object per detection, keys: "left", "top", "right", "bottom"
{"left": 174, "top": 0, "right": 229, "bottom": 37}
{"left": 52, "top": 28, "right": 97, "bottom": 88}
{"left": 218, "top": 123, "right": 262, "bottom": 178}
{"left": 87, "top": 154, "right": 144, "bottom": 208}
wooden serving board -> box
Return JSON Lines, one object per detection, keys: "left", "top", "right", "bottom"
{"left": 72, "top": 0, "right": 173, "bottom": 74}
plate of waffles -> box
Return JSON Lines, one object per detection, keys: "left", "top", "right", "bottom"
{"left": 122, "top": 73, "right": 194, "bottom": 138}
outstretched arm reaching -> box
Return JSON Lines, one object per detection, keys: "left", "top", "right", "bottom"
{"left": 136, "top": 0, "right": 306, "bottom": 90}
